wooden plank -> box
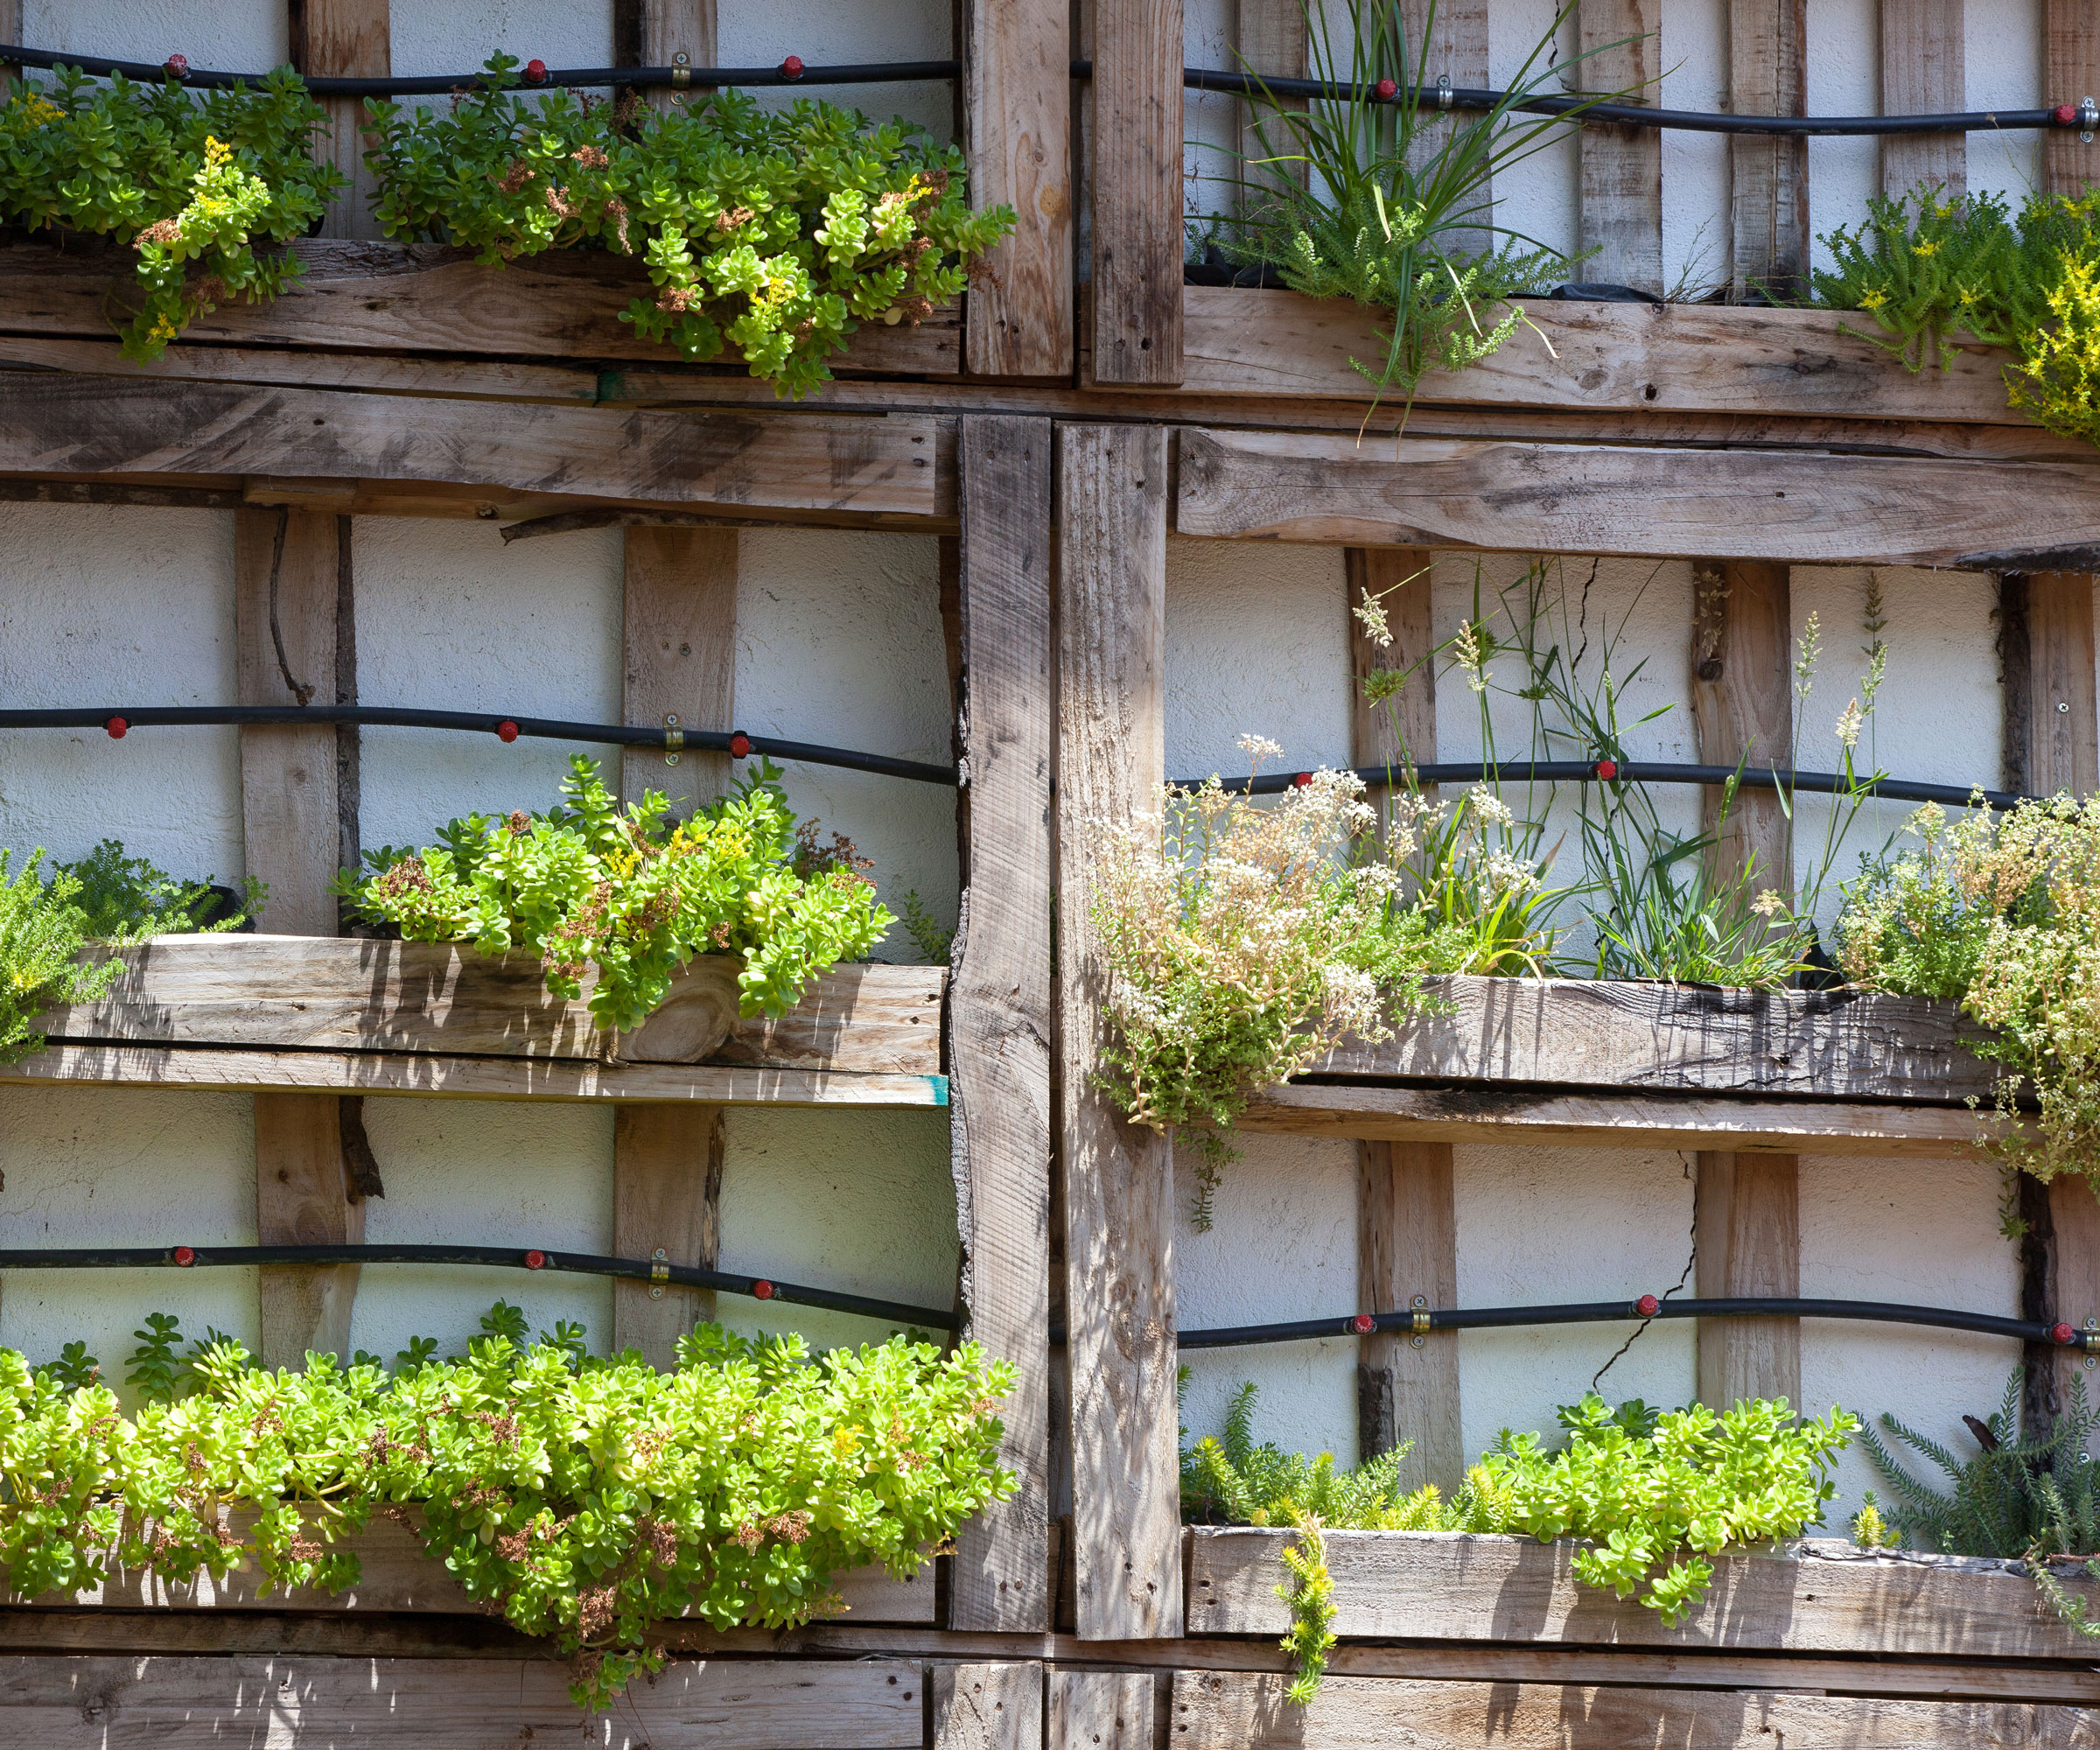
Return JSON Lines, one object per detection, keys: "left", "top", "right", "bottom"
{"left": 1697, "top": 1152, "right": 1800, "bottom": 1410}
{"left": 1357, "top": 1144, "right": 1460, "bottom": 1490}
{"left": 1578, "top": 0, "right": 1663, "bottom": 294}
{"left": 1184, "top": 1530, "right": 2100, "bottom": 1656}
{"left": 1168, "top": 1668, "right": 2100, "bottom": 1750}
{"left": 0, "top": 1044, "right": 947, "bottom": 1109}
{"left": 613, "top": 1103, "right": 724, "bottom": 1367}
{"left": 1691, "top": 559, "right": 1792, "bottom": 895}
{"left": 615, "top": 0, "right": 716, "bottom": 108}
{"left": 1398, "top": 0, "right": 1491, "bottom": 247}
{"left": 252, "top": 1090, "right": 361, "bottom": 1366}
{"left": 2044, "top": 0, "right": 2100, "bottom": 198}
{"left": 1050, "top": 1669, "right": 1153, "bottom": 1750}
{"left": 1171, "top": 426, "right": 2100, "bottom": 569}
{"left": 0, "top": 375, "right": 948, "bottom": 522}
{"left": 963, "top": 0, "right": 1074, "bottom": 376}
{"left": 289, "top": 0, "right": 389, "bottom": 242}
{"left": 0, "top": 1655, "right": 926, "bottom": 1748}
{"left": 42, "top": 940, "right": 942, "bottom": 1075}
{"left": 949, "top": 417, "right": 1054, "bottom": 1632}
{"left": 2022, "top": 574, "right": 2098, "bottom": 800}
{"left": 1729, "top": 0, "right": 1810, "bottom": 298}
{"left": 0, "top": 0, "right": 18, "bottom": 98}
{"left": 1057, "top": 424, "right": 1180, "bottom": 1639}
{"left": 1235, "top": 0, "right": 1309, "bottom": 207}
{"left": 1169, "top": 288, "right": 2023, "bottom": 423}
{"left": 0, "top": 237, "right": 959, "bottom": 376}
{"left": 1089, "top": 0, "right": 1183, "bottom": 383}
{"left": 1880, "top": 0, "right": 1964, "bottom": 198}
{"left": 1236, "top": 1082, "right": 1988, "bottom": 1156}
{"left": 934, "top": 1662, "right": 1045, "bottom": 1750}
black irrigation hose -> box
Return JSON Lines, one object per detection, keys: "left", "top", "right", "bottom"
{"left": 7, "top": 44, "right": 2093, "bottom": 137}
{"left": 1169, "top": 1295, "right": 2096, "bottom": 1351}
{"left": 1185, "top": 758, "right": 2034, "bottom": 811}
{"left": 0, "top": 1244, "right": 956, "bottom": 1331}
{"left": 0, "top": 705, "right": 957, "bottom": 788}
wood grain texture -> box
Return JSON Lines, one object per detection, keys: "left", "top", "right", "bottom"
{"left": 1880, "top": 0, "right": 1964, "bottom": 198}
{"left": 1236, "top": 0, "right": 1310, "bottom": 207}
{"left": 289, "top": 0, "right": 389, "bottom": 241}
{"left": 254, "top": 1091, "right": 362, "bottom": 1367}
{"left": 1090, "top": 0, "right": 1184, "bottom": 382}
{"left": 621, "top": 525, "right": 737, "bottom": 813}
{"left": 1170, "top": 288, "right": 2026, "bottom": 422}
{"left": 1358, "top": 1144, "right": 1460, "bottom": 1491}
{"left": 0, "top": 236, "right": 957, "bottom": 374}
{"left": 949, "top": 417, "right": 1054, "bottom": 1632}
{"left": 1186, "top": 1530, "right": 2100, "bottom": 1653}
{"left": 1057, "top": 424, "right": 1181, "bottom": 1639}
{"left": 1578, "top": 0, "right": 1662, "bottom": 293}
{"left": 934, "top": 1662, "right": 1044, "bottom": 1750}
{"left": 0, "top": 374, "right": 947, "bottom": 520}
{"left": 1172, "top": 426, "right": 2100, "bottom": 568}
{"left": 1691, "top": 559, "right": 1792, "bottom": 895}
{"left": 0, "top": 0, "right": 18, "bottom": 96}
{"left": 1729, "top": 0, "right": 1810, "bottom": 298}
{"left": 1051, "top": 1670, "right": 1153, "bottom": 1750}
{"left": 1397, "top": 0, "right": 1490, "bottom": 247}
{"left": 2023, "top": 573, "right": 2098, "bottom": 800}
{"left": 1345, "top": 547, "right": 1435, "bottom": 806}
{"left": 612, "top": 1103, "right": 725, "bottom": 1367}
{"left": 0, "top": 1655, "right": 927, "bottom": 1747}
{"left": 1237, "top": 1081, "right": 1991, "bottom": 1155}
{"left": 963, "top": 0, "right": 1074, "bottom": 375}
{"left": 1167, "top": 1667, "right": 2100, "bottom": 1749}
{"left": 43, "top": 939, "right": 942, "bottom": 1074}
{"left": 616, "top": 0, "right": 717, "bottom": 109}
{"left": 1697, "top": 1151, "right": 1800, "bottom": 1410}
{"left": 2045, "top": 0, "right": 2100, "bottom": 197}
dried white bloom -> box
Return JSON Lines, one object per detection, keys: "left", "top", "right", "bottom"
{"left": 1238, "top": 733, "right": 1284, "bottom": 763}
{"left": 1466, "top": 787, "right": 1515, "bottom": 828}
{"left": 1834, "top": 697, "right": 1864, "bottom": 752}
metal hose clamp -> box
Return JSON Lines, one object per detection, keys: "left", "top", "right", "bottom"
{"left": 1438, "top": 74, "right": 1452, "bottom": 111}
{"left": 673, "top": 51, "right": 691, "bottom": 88}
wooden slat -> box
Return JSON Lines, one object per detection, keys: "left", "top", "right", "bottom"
{"left": 42, "top": 940, "right": 942, "bottom": 1075}
{"left": 0, "top": 1655, "right": 925, "bottom": 1748}
{"left": 613, "top": 1104, "right": 724, "bottom": 1367}
{"left": 1697, "top": 1152, "right": 1800, "bottom": 1410}
{"left": 964, "top": 0, "right": 1074, "bottom": 376}
{"left": 0, "top": 1044, "right": 947, "bottom": 1108}
{"left": 1089, "top": 0, "right": 1183, "bottom": 383}
{"left": 1050, "top": 1670, "right": 1154, "bottom": 1750}
{"left": 1398, "top": 0, "right": 1491, "bottom": 248}
{"left": 0, "top": 0, "right": 18, "bottom": 97}
{"left": 615, "top": 0, "right": 716, "bottom": 108}
{"left": 1172, "top": 426, "right": 2100, "bottom": 569}
{"left": 0, "top": 237, "right": 959, "bottom": 376}
{"left": 289, "top": 0, "right": 389, "bottom": 242}
{"left": 934, "top": 1662, "right": 1045, "bottom": 1750}
{"left": 1880, "top": 0, "right": 1964, "bottom": 198}
{"left": 2044, "top": 0, "right": 2100, "bottom": 197}
{"left": 1235, "top": 0, "right": 1309, "bottom": 208}
{"left": 1167, "top": 1668, "right": 2096, "bottom": 1750}
{"left": 1184, "top": 1530, "right": 2100, "bottom": 1655}
{"left": 1578, "top": 0, "right": 1663, "bottom": 294}
{"left": 1729, "top": 0, "right": 1810, "bottom": 298}
{"left": 1057, "top": 424, "right": 1181, "bottom": 1639}
{"left": 949, "top": 418, "right": 1054, "bottom": 1632}
{"left": 1237, "top": 1082, "right": 1987, "bottom": 1156}
{"left": 1168, "top": 287, "right": 2022, "bottom": 422}
{"left": 0, "top": 375, "right": 948, "bottom": 522}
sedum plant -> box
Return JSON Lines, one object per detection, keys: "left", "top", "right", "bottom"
{"left": 0, "top": 67, "right": 340, "bottom": 359}
{"left": 1, "top": 1307, "right": 1013, "bottom": 1709}
{"left": 338, "top": 755, "right": 892, "bottom": 1032}
{"left": 365, "top": 60, "right": 1014, "bottom": 398}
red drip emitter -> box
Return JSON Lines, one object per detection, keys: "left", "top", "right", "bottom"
{"left": 105, "top": 716, "right": 129, "bottom": 739}
{"left": 2055, "top": 1320, "right": 2077, "bottom": 1345}
{"left": 1636, "top": 1293, "right": 1660, "bottom": 1317}
{"left": 523, "top": 1249, "right": 547, "bottom": 1270}
{"left": 752, "top": 1278, "right": 776, "bottom": 1300}
{"left": 165, "top": 54, "right": 189, "bottom": 77}
{"left": 1350, "top": 1312, "right": 1376, "bottom": 1335}
{"left": 729, "top": 731, "right": 752, "bottom": 758}
{"left": 1595, "top": 758, "right": 1620, "bottom": 781}
{"left": 172, "top": 1245, "right": 196, "bottom": 1266}
{"left": 496, "top": 719, "right": 520, "bottom": 743}
{"left": 1374, "top": 78, "right": 1397, "bottom": 101}
{"left": 525, "top": 59, "right": 549, "bottom": 83}
{"left": 780, "top": 55, "right": 805, "bottom": 78}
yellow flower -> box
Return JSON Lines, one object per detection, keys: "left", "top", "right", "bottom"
{"left": 1911, "top": 238, "right": 1938, "bottom": 258}
{"left": 203, "top": 135, "right": 232, "bottom": 169}
{"left": 1859, "top": 286, "right": 1887, "bottom": 311}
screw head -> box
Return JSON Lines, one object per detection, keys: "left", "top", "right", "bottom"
{"left": 1410, "top": 1334, "right": 1425, "bottom": 1348}
{"left": 2061, "top": 700, "right": 2072, "bottom": 713}
{"left": 1410, "top": 1294, "right": 1427, "bottom": 1308}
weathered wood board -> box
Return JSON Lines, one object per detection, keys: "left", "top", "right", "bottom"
{"left": 40, "top": 937, "right": 942, "bottom": 1074}
{"left": 1186, "top": 1530, "right": 2100, "bottom": 1658}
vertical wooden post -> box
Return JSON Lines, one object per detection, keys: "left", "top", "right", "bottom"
{"left": 1728, "top": 0, "right": 1810, "bottom": 298}
{"left": 0, "top": 0, "right": 20, "bottom": 95}
{"left": 1879, "top": 0, "right": 1965, "bottom": 199}
{"left": 612, "top": 526, "right": 736, "bottom": 1368}
{"left": 239, "top": 508, "right": 361, "bottom": 1366}
{"left": 1056, "top": 424, "right": 1180, "bottom": 1640}
{"left": 1235, "top": 0, "right": 1309, "bottom": 209}
{"left": 964, "top": 0, "right": 1073, "bottom": 376}
{"left": 1578, "top": 0, "right": 1662, "bottom": 294}
{"left": 288, "top": 1, "right": 389, "bottom": 242}
{"left": 1050, "top": 1670, "right": 1153, "bottom": 1750}
{"left": 1090, "top": 0, "right": 1182, "bottom": 384}
{"left": 948, "top": 417, "right": 1054, "bottom": 1633}
{"left": 934, "top": 1664, "right": 1044, "bottom": 1750}
{"left": 1398, "top": 0, "right": 1490, "bottom": 241}
{"left": 2002, "top": 570, "right": 2100, "bottom": 1443}
{"left": 1347, "top": 550, "right": 1460, "bottom": 1489}
{"left": 1690, "top": 559, "right": 1799, "bottom": 1413}
{"left": 614, "top": 0, "right": 716, "bottom": 106}
{"left": 2044, "top": 0, "right": 2100, "bottom": 199}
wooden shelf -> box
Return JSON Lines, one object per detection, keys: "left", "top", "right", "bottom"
{"left": 1236, "top": 973, "right": 1996, "bottom": 1156}
{"left": 2, "top": 935, "right": 947, "bottom": 1107}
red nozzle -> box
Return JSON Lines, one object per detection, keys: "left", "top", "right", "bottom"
{"left": 1293, "top": 771, "right": 1314, "bottom": 788}
{"left": 2058, "top": 103, "right": 2079, "bottom": 127}
{"left": 524, "top": 58, "right": 549, "bottom": 83}
{"left": 780, "top": 55, "right": 805, "bottom": 78}
{"left": 1594, "top": 758, "right": 1619, "bottom": 781}
{"left": 752, "top": 1278, "right": 776, "bottom": 1300}
{"left": 105, "top": 716, "right": 129, "bottom": 739}
{"left": 729, "top": 732, "right": 752, "bottom": 758}
{"left": 523, "top": 1250, "right": 546, "bottom": 1270}
{"left": 1350, "top": 1312, "right": 1376, "bottom": 1335}
{"left": 1374, "top": 78, "right": 1397, "bottom": 101}
{"left": 165, "top": 54, "right": 189, "bottom": 77}
{"left": 172, "top": 1245, "right": 196, "bottom": 1267}
{"left": 496, "top": 719, "right": 520, "bottom": 743}
{"left": 1636, "top": 1293, "right": 1660, "bottom": 1317}
{"left": 2055, "top": 1321, "right": 2077, "bottom": 1345}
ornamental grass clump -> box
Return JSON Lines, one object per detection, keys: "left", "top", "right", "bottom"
{"left": 366, "top": 61, "right": 1014, "bottom": 397}
{"left": 1, "top": 1308, "right": 1013, "bottom": 1709}
{"left": 338, "top": 754, "right": 891, "bottom": 1032}
{"left": 1837, "top": 792, "right": 2100, "bottom": 1191}
{"left": 0, "top": 67, "right": 340, "bottom": 359}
